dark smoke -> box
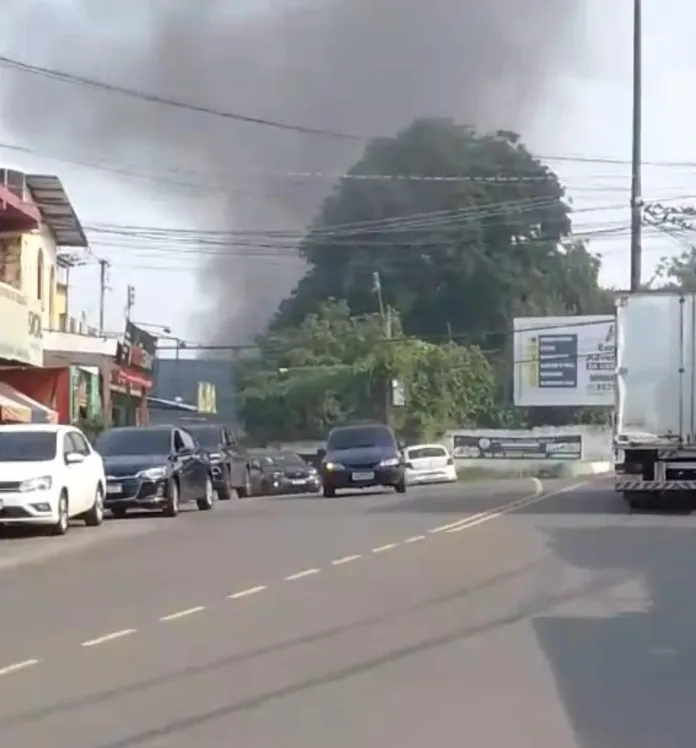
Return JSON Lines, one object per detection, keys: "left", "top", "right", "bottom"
{"left": 2, "top": 0, "right": 585, "bottom": 343}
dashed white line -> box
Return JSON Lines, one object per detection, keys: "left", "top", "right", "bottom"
{"left": 0, "top": 658, "right": 40, "bottom": 677}
{"left": 372, "top": 543, "right": 398, "bottom": 553}
{"left": 332, "top": 554, "right": 362, "bottom": 566}
{"left": 81, "top": 628, "right": 137, "bottom": 648}
{"left": 285, "top": 568, "right": 320, "bottom": 581}
{"left": 160, "top": 606, "right": 206, "bottom": 622}
{"left": 405, "top": 535, "right": 425, "bottom": 543}
{"left": 228, "top": 585, "right": 267, "bottom": 599}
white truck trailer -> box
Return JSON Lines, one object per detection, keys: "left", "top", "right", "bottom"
{"left": 615, "top": 289, "right": 696, "bottom": 509}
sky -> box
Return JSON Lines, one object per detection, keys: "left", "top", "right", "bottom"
{"left": 1, "top": 0, "right": 695, "bottom": 355}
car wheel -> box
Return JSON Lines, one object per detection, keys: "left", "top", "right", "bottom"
{"left": 237, "top": 470, "right": 252, "bottom": 498}
{"left": 323, "top": 485, "right": 336, "bottom": 498}
{"left": 394, "top": 478, "right": 407, "bottom": 494}
{"left": 50, "top": 492, "right": 70, "bottom": 536}
{"left": 84, "top": 485, "right": 104, "bottom": 527}
{"left": 217, "top": 467, "right": 233, "bottom": 500}
{"left": 163, "top": 479, "right": 180, "bottom": 517}
{"left": 197, "top": 474, "right": 215, "bottom": 511}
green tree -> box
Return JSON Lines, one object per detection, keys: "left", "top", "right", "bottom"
{"left": 273, "top": 118, "right": 611, "bottom": 347}
{"left": 238, "top": 299, "right": 495, "bottom": 443}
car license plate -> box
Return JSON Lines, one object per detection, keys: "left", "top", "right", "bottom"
{"left": 290, "top": 479, "right": 306, "bottom": 485}
{"left": 107, "top": 483, "right": 122, "bottom": 494}
{"left": 352, "top": 471, "right": 374, "bottom": 481}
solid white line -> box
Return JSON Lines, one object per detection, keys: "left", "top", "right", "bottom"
{"left": 0, "top": 658, "right": 40, "bottom": 677}
{"left": 228, "top": 585, "right": 267, "bottom": 599}
{"left": 446, "top": 481, "right": 587, "bottom": 533}
{"left": 404, "top": 535, "right": 425, "bottom": 543}
{"left": 159, "top": 606, "right": 206, "bottom": 622}
{"left": 81, "top": 628, "right": 137, "bottom": 648}
{"left": 429, "top": 512, "right": 488, "bottom": 533}
{"left": 372, "top": 543, "right": 398, "bottom": 553}
{"left": 285, "top": 568, "right": 320, "bottom": 581}
{"left": 332, "top": 554, "right": 362, "bottom": 565}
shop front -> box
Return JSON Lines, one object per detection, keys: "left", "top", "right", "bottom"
{"left": 110, "top": 321, "right": 156, "bottom": 426}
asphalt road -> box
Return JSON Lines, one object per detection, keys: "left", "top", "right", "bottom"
{"left": 0, "top": 476, "right": 692, "bottom": 747}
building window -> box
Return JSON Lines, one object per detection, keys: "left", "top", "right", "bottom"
{"left": 37, "top": 249, "right": 44, "bottom": 303}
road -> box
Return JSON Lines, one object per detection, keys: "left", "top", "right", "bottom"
{"left": 0, "top": 476, "right": 692, "bottom": 747}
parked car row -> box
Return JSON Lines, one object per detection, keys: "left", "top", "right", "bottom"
{"left": 0, "top": 420, "right": 458, "bottom": 536}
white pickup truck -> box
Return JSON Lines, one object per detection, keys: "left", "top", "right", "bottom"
{"left": 615, "top": 289, "right": 696, "bottom": 509}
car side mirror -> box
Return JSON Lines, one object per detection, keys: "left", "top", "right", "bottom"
{"left": 65, "top": 452, "right": 85, "bottom": 465}
{"left": 317, "top": 448, "right": 326, "bottom": 460}
{"left": 397, "top": 440, "right": 405, "bottom": 450}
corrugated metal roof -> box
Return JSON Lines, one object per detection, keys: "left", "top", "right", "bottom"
{"left": 25, "top": 174, "right": 88, "bottom": 248}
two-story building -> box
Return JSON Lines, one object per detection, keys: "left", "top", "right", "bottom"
{"left": 0, "top": 169, "right": 88, "bottom": 423}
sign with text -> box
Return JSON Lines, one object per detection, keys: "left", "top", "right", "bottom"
{"left": 513, "top": 315, "right": 614, "bottom": 407}
{"left": 452, "top": 434, "right": 582, "bottom": 460}
{"left": 115, "top": 321, "right": 157, "bottom": 373}
{"left": 0, "top": 282, "right": 43, "bottom": 366}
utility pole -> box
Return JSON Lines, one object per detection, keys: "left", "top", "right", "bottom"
{"left": 629, "top": 0, "right": 643, "bottom": 291}
{"left": 372, "top": 271, "right": 391, "bottom": 424}
{"left": 126, "top": 284, "right": 135, "bottom": 321}
{"left": 98, "top": 259, "right": 109, "bottom": 335}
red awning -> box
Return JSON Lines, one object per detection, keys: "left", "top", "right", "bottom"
{"left": 0, "top": 382, "right": 57, "bottom": 424}
{"left": 0, "top": 184, "right": 40, "bottom": 233}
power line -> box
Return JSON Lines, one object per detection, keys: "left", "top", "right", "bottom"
{"left": 0, "top": 54, "right": 363, "bottom": 141}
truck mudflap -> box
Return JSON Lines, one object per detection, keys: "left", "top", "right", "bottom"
{"left": 616, "top": 479, "right": 696, "bottom": 491}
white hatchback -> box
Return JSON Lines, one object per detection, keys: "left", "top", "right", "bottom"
{"left": 0, "top": 424, "right": 106, "bottom": 535}
{"left": 404, "top": 443, "right": 457, "bottom": 485}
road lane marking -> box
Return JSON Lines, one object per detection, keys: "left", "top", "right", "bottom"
{"left": 446, "top": 481, "right": 587, "bottom": 533}
{"left": 429, "top": 512, "right": 488, "bottom": 533}
{"left": 81, "top": 629, "right": 137, "bottom": 647}
{"left": 285, "top": 568, "right": 320, "bottom": 581}
{"left": 160, "top": 606, "right": 206, "bottom": 622}
{"left": 405, "top": 535, "right": 425, "bottom": 543}
{"left": 372, "top": 543, "right": 398, "bottom": 553}
{"left": 228, "top": 585, "right": 267, "bottom": 599}
{"left": 332, "top": 554, "right": 362, "bottom": 565}
{"left": 0, "top": 659, "right": 40, "bottom": 677}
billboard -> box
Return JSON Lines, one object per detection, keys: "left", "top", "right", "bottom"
{"left": 453, "top": 434, "right": 582, "bottom": 460}
{"left": 513, "top": 315, "right": 614, "bottom": 407}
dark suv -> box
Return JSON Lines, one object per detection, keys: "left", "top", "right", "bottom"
{"left": 319, "top": 423, "right": 406, "bottom": 497}
{"left": 183, "top": 423, "right": 251, "bottom": 499}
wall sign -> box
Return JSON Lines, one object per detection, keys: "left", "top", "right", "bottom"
{"left": 0, "top": 282, "right": 43, "bottom": 366}
{"left": 453, "top": 434, "right": 582, "bottom": 460}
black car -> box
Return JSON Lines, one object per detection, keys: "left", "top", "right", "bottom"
{"left": 247, "top": 450, "right": 286, "bottom": 496}
{"left": 271, "top": 451, "right": 321, "bottom": 494}
{"left": 319, "top": 423, "right": 406, "bottom": 497}
{"left": 94, "top": 425, "right": 216, "bottom": 518}
{"left": 181, "top": 423, "right": 251, "bottom": 500}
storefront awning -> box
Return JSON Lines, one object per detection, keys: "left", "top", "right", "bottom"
{"left": 0, "top": 383, "right": 57, "bottom": 424}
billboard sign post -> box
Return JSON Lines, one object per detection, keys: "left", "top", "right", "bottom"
{"left": 513, "top": 315, "right": 614, "bottom": 407}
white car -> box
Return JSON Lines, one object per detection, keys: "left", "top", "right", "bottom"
{"left": 0, "top": 424, "right": 105, "bottom": 535}
{"left": 404, "top": 443, "right": 458, "bottom": 485}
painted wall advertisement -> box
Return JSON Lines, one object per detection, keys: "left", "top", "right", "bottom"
{"left": 0, "top": 282, "right": 42, "bottom": 366}
{"left": 513, "top": 315, "right": 614, "bottom": 407}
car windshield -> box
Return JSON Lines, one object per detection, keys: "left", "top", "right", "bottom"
{"left": 408, "top": 446, "right": 447, "bottom": 459}
{"left": 185, "top": 427, "right": 219, "bottom": 448}
{"left": 276, "top": 452, "right": 306, "bottom": 467}
{"left": 327, "top": 426, "right": 395, "bottom": 450}
{"left": 0, "top": 431, "right": 57, "bottom": 461}
{"left": 95, "top": 428, "right": 171, "bottom": 456}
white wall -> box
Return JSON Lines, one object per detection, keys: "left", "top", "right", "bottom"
{"left": 21, "top": 225, "right": 56, "bottom": 329}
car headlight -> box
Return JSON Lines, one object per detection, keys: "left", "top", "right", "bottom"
{"left": 208, "top": 453, "right": 222, "bottom": 463}
{"left": 272, "top": 471, "right": 284, "bottom": 480}
{"left": 137, "top": 466, "right": 168, "bottom": 481}
{"left": 323, "top": 461, "right": 344, "bottom": 471}
{"left": 19, "top": 476, "right": 52, "bottom": 492}
{"left": 309, "top": 467, "right": 318, "bottom": 476}
{"left": 379, "top": 457, "right": 400, "bottom": 467}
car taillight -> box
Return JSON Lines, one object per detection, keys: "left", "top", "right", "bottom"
{"left": 405, "top": 461, "right": 414, "bottom": 469}
{"left": 446, "top": 457, "right": 453, "bottom": 465}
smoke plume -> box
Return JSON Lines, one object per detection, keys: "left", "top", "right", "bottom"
{"left": 2, "top": 0, "right": 585, "bottom": 343}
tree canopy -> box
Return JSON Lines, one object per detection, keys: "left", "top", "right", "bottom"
{"left": 273, "top": 118, "right": 611, "bottom": 347}
{"left": 238, "top": 299, "right": 495, "bottom": 443}
{"left": 238, "top": 119, "right": 614, "bottom": 441}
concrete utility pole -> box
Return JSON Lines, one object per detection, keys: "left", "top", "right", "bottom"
{"left": 126, "top": 284, "right": 135, "bottom": 321}
{"left": 629, "top": 0, "right": 643, "bottom": 291}
{"left": 98, "top": 258, "right": 109, "bottom": 335}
